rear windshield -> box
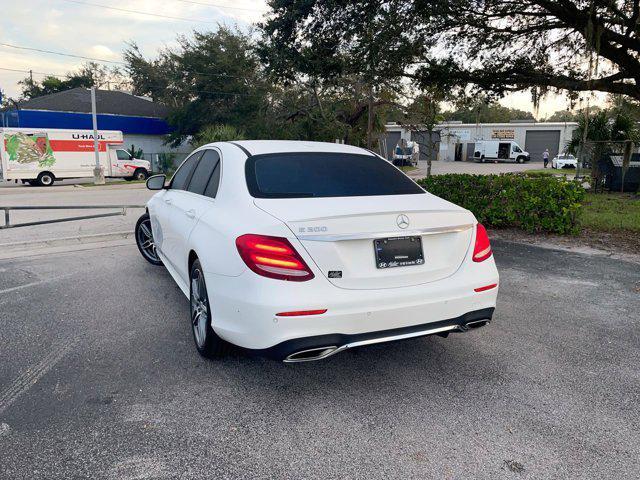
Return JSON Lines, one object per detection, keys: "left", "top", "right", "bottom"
{"left": 245, "top": 152, "right": 425, "bottom": 198}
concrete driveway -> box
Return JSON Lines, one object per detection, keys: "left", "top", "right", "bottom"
{"left": 0, "top": 241, "right": 638, "bottom": 479}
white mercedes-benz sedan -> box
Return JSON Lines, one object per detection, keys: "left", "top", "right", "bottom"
{"left": 135, "top": 141, "right": 499, "bottom": 362}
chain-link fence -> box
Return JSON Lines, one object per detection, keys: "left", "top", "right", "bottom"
{"left": 138, "top": 152, "right": 190, "bottom": 174}
{"left": 578, "top": 140, "right": 638, "bottom": 193}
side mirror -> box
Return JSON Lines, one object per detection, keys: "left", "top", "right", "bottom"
{"left": 146, "top": 174, "right": 166, "bottom": 190}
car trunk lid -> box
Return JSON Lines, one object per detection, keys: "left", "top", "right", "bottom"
{"left": 254, "top": 193, "right": 475, "bottom": 290}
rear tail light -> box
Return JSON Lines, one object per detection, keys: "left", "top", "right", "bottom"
{"left": 236, "top": 234, "right": 315, "bottom": 282}
{"left": 472, "top": 223, "right": 492, "bottom": 262}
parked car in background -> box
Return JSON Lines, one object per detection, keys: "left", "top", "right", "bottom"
{"left": 552, "top": 153, "right": 577, "bottom": 169}
{"left": 136, "top": 140, "right": 499, "bottom": 363}
{"left": 0, "top": 127, "right": 151, "bottom": 186}
{"left": 473, "top": 140, "right": 530, "bottom": 163}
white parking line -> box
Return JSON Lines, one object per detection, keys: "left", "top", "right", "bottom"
{"left": 0, "top": 337, "right": 77, "bottom": 415}
{"left": 0, "top": 271, "right": 78, "bottom": 295}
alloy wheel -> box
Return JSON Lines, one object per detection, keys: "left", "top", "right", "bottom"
{"left": 136, "top": 218, "right": 160, "bottom": 263}
{"left": 190, "top": 269, "right": 209, "bottom": 348}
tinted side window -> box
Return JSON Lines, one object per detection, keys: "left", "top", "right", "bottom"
{"left": 204, "top": 153, "right": 221, "bottom": 199}
{"left": 187, "top": 150, "right": 220, "bottom": 196}
{"left": 170, "top": 152, "right": 203, "bottom": 190}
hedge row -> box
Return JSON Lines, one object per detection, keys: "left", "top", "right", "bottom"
{"left": 417, "top": 174, "right": 585, "bottom": 234}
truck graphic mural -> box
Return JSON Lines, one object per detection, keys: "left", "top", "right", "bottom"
{"left": 5, "top": 132, "right": 56, "bottom": 169}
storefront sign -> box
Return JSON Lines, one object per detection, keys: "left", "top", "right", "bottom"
{"left": 444, "top": 128, "right": 471, "bottom": 141}
{"left": 491, "top": 129, "right": 515, "bottom": 139}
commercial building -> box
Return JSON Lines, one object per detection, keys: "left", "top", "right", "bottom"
{"left": 385, "top": 121, "right": 579, "bottom": 162}
{"left": 0, "top": 88, "right": 190, "bottom": 161}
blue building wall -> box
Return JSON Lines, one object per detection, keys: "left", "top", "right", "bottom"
{"left": 1, "top": 109, "right": 171, "bottom": 135}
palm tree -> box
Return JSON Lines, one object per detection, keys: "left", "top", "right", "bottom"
{"left": 568, "top": 111, "right": 639, "bottom": 191}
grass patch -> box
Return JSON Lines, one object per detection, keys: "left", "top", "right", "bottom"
{"left": 524, "top": 168, "right": 591, "bottom": 178}
{"left": 581, "top": 193, "right": 640, "bottom": 232}
{"left": 400, "top": 165, "right": 418, "bottom": 172}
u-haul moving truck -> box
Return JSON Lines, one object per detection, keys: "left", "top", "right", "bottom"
{"left": 0, "top": 128, "right": 151, "bottom": 186}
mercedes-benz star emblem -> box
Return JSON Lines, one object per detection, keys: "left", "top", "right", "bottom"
{"left": 396, "top": 214, "right": 410, "bottom": 229}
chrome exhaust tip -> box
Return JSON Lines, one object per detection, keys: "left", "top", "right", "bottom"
{"left": 462, "top": 319, "right": 490, "bottom": 330}
{"left": 283, "top": 346, "right": 338, "bottom": 363}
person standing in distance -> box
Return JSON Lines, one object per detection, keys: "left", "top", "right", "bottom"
{"left": 543, "top": 148, "right": 550, "bottom": 168}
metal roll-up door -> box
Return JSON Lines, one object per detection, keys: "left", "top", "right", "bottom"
{"left": 410, "top": 130, "right": 440, "bottom": 162}
{"left": 525, "top": 130, "right": 561, "bottom": 162}
{"left": 384, "top": 132, "right": 401, "bottom": 160}
{"left": 466, "top": 143, "right": 475, "bottom": 162}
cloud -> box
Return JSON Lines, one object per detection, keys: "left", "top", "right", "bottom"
{"left": 0, "top": 0, "right": 267, "bottom": 98}
{"left": 89, "top": 45, "right": 119, "bottom": 60}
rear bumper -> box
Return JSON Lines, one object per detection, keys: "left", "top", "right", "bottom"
{"left": 205, "top": 254, "right": 499, "bottom": 351}
{"left": 252, "top": 307, "right": 494, "bottom": 361}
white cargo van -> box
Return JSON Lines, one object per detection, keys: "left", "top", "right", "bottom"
{"left": 0, "top": 128, "right": 151, "bottom": 186}
{"left": 472, "top": 140, "right": 530, "bottom": 163}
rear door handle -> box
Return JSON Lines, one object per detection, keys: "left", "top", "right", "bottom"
{"left": 185, "top": 209, "right": 196, "bottom": 219}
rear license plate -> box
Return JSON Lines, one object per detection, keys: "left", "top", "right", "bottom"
{"left": 374, "top": 236, "right": 424, "bottom": 269}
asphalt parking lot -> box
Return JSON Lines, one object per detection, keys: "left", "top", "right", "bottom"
{"left": 0, "top": 239, "right": 638, "bottom": 479}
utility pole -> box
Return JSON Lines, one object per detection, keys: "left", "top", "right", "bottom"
{"left": 91, "top": 87, "right": 105, "bottom": 185}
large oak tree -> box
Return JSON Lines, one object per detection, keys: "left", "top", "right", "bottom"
{"left": 261, "top": 1, "right": 640, "bottom": 103}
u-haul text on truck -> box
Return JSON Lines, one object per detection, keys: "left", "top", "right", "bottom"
{"left": 0, "top": 128, "right": 151, "bottom": 186}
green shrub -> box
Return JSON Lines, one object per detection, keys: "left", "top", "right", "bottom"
{"left": 156, "top": 152, "right": 176, "bottom": 174}
{"left": 522, "top": 170, "right": 554, "bottom": 178}
{"left": 127, "top": 144, "right": 144, "bottom": 159}
{"left": 417, "top": 174, "right": 585, "bottom": 234}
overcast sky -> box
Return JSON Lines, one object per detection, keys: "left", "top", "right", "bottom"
{"left": 0, "top": 0, "right": 590, "bottom": 118}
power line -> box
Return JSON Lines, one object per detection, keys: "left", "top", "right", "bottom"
{"left": 171, "top": 0, "right": 263, "bottom": 13}
{"left": 0, "top": 42, "right": 125, "bottom": 65}
{"left": 0, "top": 43, "right": 258, "bottom": 80}
{"left": 0, "top": 66, "right": 268, "bottom": 99}
{"left": 0, "top": 66, "right": 126, "bottom": 86}
{"left": 0, "top": 67, "right": 67, "bottom": 77}
{"left": 59, "top": 0, "right": 219, "bottom": 23}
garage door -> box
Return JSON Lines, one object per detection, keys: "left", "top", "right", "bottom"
{"left": 525, "top": 130, "right": 561, "bottom": 163}
{"left": 466, "top": 143, "right": 475, "bottom": 162}
{"left": 384, "top": 132, "right": 401, "bottom": 160}
{"left": 411, "top": 130, "right": 440, "bottom": 161}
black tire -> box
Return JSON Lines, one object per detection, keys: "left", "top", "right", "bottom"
{"left": 190, "top": 258, "right": 232, "bottom": 358}
{"left": 133, "top": 169, "right": 149, "bottom": 181}
{"left": 135, "top": 213, "right": 163, "bottom": 266}
{"left": 480, "top": 156, "right": 485, "bottom": 163}
{"left": 516, "top": 156, "right": 524, "bottom": 164}
{"left": 36, "top": 172, "right": 55, "bottom": 186}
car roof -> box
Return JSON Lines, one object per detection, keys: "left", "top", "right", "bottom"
{"left": 219, "top": 140, "right": 374, "bottom": 157}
